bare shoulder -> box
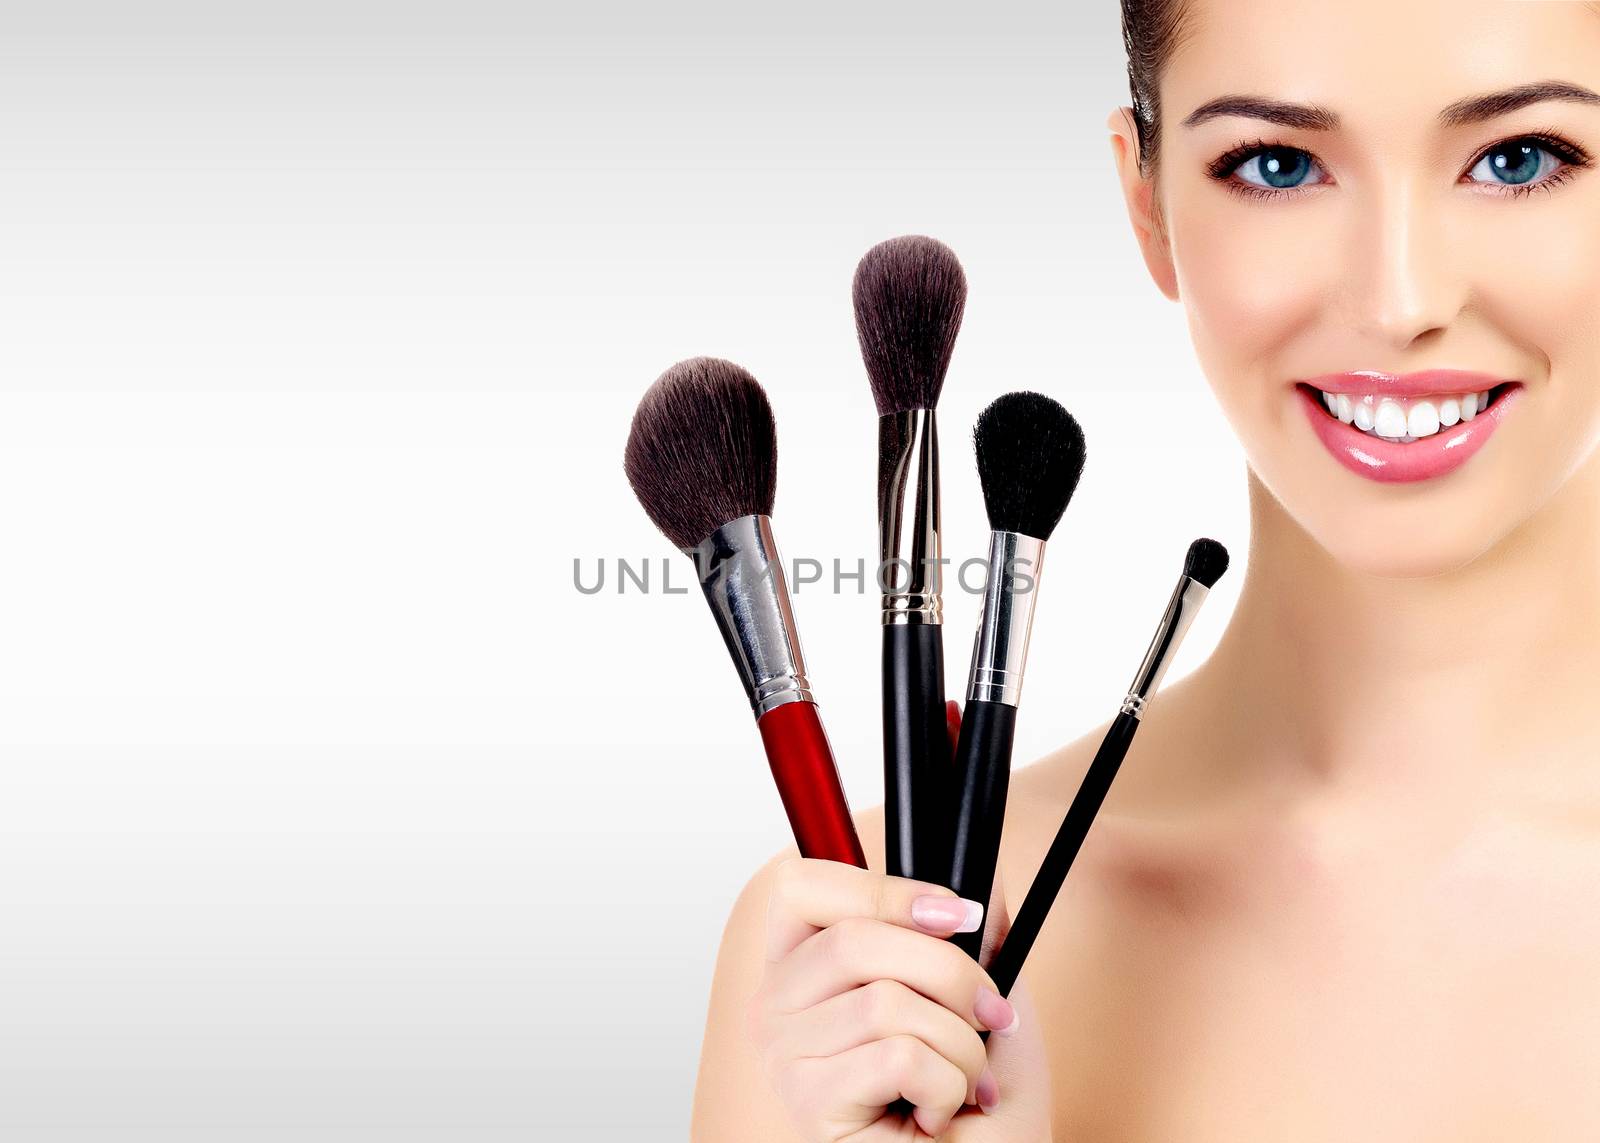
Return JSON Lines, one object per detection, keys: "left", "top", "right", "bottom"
{"left": 1000, "top": 668, "right": 1247, "bottom": 887}
{"left": 988, "top": 673, "right": 1259, "bottom": 1136}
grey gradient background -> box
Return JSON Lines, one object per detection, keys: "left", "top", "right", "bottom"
{"left": 0, "top": 2, "right": 1248, "bottom": 1139}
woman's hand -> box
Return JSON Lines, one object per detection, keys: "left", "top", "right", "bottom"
{"left": 745, "top": 857, "right": 1020, "bottom": 1140}
{"left": 934, "top": 893, "right": 1053, "bottom": 1142}
{"left": 931, "top": 697, "right": 1053, "bottom": 1140}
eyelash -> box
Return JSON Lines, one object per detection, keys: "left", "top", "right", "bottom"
{"left": 1205, "top": 130, "right": 1595, "bottom": 201}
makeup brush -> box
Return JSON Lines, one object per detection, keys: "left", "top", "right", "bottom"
{"left": 986, "top": 538, "right": 1231, "bottom": 996}
{"left": 854, "top": 235, "right": 966, "bottom": 882}
{"left": 948, "top": 392, "right": 1086, "bottom": 960}
{"left": 624, "top": 356, "right": 867, "bottom": 868}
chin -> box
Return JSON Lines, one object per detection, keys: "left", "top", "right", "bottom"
{"left": 1247, "top": 450, "right": 1520, "bottom": 580}
{"left": 1303, "top": 518, "right": 1503, "bottom": 580}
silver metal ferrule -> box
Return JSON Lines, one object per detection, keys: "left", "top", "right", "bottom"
{"left": 877, "top": 409, "right": 942, "bottom": 626}
{"left": 1120, "top": 574, "right": 1211, "bottom": 720}
{"left": 689, "top": 514, "right": 814, "bottom": 719}
{"left": 966, "top": 531, "right": 1046, "bottom": 707}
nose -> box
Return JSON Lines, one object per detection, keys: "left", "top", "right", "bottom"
{"left": 1348, "top": 176, "right": 1467, "bottom": 348}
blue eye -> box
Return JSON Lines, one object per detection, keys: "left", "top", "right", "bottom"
{"left": 1207, "top": 141, "right": 1330, "bottom": 194}
{"left": 1467, "top": 138, "right": 1564, "bottom": 186}
{"left": 1230, "top": 146, "right": 1324, "bottom": 190}
{"left": 1212, "top": 134, "right": 1590, "bottom": 198}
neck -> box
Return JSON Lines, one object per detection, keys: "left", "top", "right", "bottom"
{"left": 1202, "top": 451, "right": 1600, "bottom": 798}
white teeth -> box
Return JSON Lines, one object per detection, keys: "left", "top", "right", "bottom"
{"left": 1407, "top": 401, "right": 1441, "bottom": 438}
{"left": 1374, "top": 399, "right": 1408, "bottom": 438}
{"left": 1318, "top": 385, "right": 1501, "bottom": 441}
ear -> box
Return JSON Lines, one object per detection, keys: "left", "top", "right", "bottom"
{"left": 1108, "top": 106, "right": 1179, "bottom": 301}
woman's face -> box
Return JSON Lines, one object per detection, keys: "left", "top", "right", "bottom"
{"left": 1120, "top": 0, "right": 1600, "bottom": 578}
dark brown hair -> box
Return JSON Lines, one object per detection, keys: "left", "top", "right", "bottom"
{"left": 1126, "top": 3, "right": 1600, "bottom": 172}
{"left": 1122, "top": 0, "right": 1193, "bottom": 174}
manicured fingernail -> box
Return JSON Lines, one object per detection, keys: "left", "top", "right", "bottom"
{"left": 974, "top": 987, "right": 1019, "bottom": 1036}
{"left": 911, "top": 895, "right": 984, "bottom": 934}
{"left": 976, "top": 1067, "right": 999, "bottom": 1112}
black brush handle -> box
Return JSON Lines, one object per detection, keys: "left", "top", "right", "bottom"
{"left": 882, "top": 623, "right": 951, "bottom": 881}
{"left": 947, "top": 697, "right": 1017, "bottom": 961}
{"left": 987, "top": 709, "right": 1139, "bottom": 997}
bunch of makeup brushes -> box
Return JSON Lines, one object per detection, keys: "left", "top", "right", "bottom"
{"left": 623, "top": 235, "right": 1230, "bottom": 992}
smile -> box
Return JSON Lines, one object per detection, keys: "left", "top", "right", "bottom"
{"left": 1313, "top": 384, "right": 1498, "bottom": 441}
{"left": 1294, "top": 370, "right": 1522, "bottom": 484}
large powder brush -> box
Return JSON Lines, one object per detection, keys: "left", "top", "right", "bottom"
{"left": 853, "top": 234, "right": 967, "bottom": 882}
{"left": 625, "top": 357, "right": 866, "bottom": 867}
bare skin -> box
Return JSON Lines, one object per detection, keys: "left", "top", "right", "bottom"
{"left": 694, "top": 2, "right": 1600, "bottom": 1138}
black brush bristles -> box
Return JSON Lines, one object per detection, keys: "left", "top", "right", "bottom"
{"left": 623, "top": 357, "right": 778, "bottom": 550}
{"left": 1184, "top": 537, "right": 1230, "bottom": 588}
{"left": 853, "top": 235, "right": 967, "bottom": 416}
{"left": 973, "top": 391, "right": 1086, "bottom": 540}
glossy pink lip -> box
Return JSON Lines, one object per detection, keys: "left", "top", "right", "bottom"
{"left": 1302, "top": 369, "right": 1507, "bottom": 398}
{"left": 1295, "top": 376, "right": 1522, "bottom": 484}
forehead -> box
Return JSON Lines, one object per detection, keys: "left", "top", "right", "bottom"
{"left": 1163, "top": 0, "right": 1600, "bottom": 124}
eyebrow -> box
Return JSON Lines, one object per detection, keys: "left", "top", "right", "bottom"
{"left": 1437, "top": 80, "right": 1600, "bottom": 126}
{"left": 1182, "top": 81, "right": 1600, "bottom": 134}
{"left": 1181, "top": 96, "right": 1338, "bottom": 131}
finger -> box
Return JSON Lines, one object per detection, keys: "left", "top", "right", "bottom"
{"left": 764, "top": 857, "right": 984, "bottom": 963}
{"left": 772, "top": 979, "right": 990, "bottom": 1103}
{"left": 972, "top": 974, "right": 1046, "bottom": 1127}
{"left": 946, "top": 699, "right": 961, "bottom": 758}
{"left": 793, "top": 1034, "right": 970, "bottom": 1139}
{"left": 773, "top": 916, "right": 1012, "bottom": 1033}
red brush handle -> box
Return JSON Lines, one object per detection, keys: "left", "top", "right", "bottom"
{"left": 757, "top": 701, "right": 867, "bottom": 868}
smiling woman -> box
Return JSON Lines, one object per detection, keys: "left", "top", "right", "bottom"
{"left": 1135, "top": 0, "right": 1600, "bottom": 581}
{"left": 692, "top": 2, "right": 1600, "bottom": 1140}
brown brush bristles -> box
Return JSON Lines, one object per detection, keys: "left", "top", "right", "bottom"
{"left": 853, "top": 235, "right": 967, "bottom": 416}
{"left": 623, "top": 357, "right": 778, "bottom": 550}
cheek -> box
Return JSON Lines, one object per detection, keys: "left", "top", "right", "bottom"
{"left": 1466, "top": 191, "right": 1600, "bottom": 539}
{"left": 1467, "top": 192, "right": 1600, "bottom": 376}
{"left": 1165, "top": 192, "right": 1329, "bottom": 392}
